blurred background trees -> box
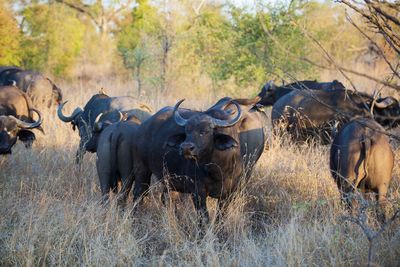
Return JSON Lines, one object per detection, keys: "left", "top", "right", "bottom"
{"left": 1, "top": 0, "right": 399, "bottom": 99}
{"left": 0, "top": 0, "right": 22, "bottom": 65}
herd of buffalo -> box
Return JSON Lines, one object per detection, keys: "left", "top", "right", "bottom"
{"left": 1, "top": 65, "right": 399, "bottom": 224}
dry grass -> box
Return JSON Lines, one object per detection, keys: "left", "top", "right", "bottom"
{"left": 1, "top": 83, "right": 400, "bottom": 266}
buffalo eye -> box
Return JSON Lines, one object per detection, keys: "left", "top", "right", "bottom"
{"left": 214, "top": 134, "right": 238, "bottom": 150}
{"left": 4, "top": 127, "right": 16, "bottom": 136}
{"left": 166, "top": 133, "right": 186, "bottom": 149}
{"left": 199, "top": 130, "right": 209, "bottom": 136}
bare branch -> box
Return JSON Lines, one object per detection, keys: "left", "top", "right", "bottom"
{"left": 105, "top": 0, "right": 134, "bottom": 22}
{"left": 257, "top": 13, "right": 400, "bottom": 91}
{"left": 193, "top": 0, "right": 206, "bottom": 15}
{"left": 365, "top": 0, "right": 400, "bottom": 27}
{"left": 345, "top": 11, "right": 400, "bottom": 80}
{"left": 339, "top": 0, "right": 400, "bottom": 54}
{"left": 292, "top": 21, "right": 358, "bottom": 91}
{"left": 55, "top": 0, "right": 100, "bottom": 28}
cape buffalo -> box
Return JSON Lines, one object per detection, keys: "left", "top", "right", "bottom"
{"left": 0, "top": 67, "right": 62, "bottom": 108}
{"left": 257, "top": 79, "right": 345, "bottom": 106}
{"left": 94, "top": 114, "right": 141, "bottom": 204}
{"left": 0, "top": 66, "right": 21, "bottom": 82}
{"left": 130, "top": 96, "right": 267, "bottom": 223}
{"left": 330, "top": 118, "right": 394, "bottom": 223}
{"left": 57, "top": 92, "right": 152, "bottom": 163}
{"left": 271, "top": 89, "right": 400, "bottom": 143}
{"left": 0, "top": 85, "right": 43, "bottom": 154}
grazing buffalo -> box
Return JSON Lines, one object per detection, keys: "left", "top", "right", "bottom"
{"left": 130, "top": 96, "right": 267, "bottom": 223}
{"left": 257, "top": 80, "right": 345, "bottom": 106}
{"left": 94, "top": 114, "right": 141, "bottom": 204}
{"left": 57, "top": 92, "right": 152, "bottom": 163}
{"left": 0, "top": 66, "right": 62, "bottom": 107}
{"left": 85, "top": 108, "right": 152, "bottom": 153}
{"left": 330, "top": 118, "right": 394, "bottom": 223}
{"left": 0, "top": 85, "right": 43, "bottom": 154}
{"left": 271, "top": 89, "right": 400, "bottom": 143}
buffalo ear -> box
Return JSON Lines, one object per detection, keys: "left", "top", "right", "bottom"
{"left": 165, "top": 133, "right": 186, "bottom": 149}
{"left": 17, "top": 130, "right": 36, "bottom": 148}
{"left": 214, "top": 133, "right": 238, "bottom": 150}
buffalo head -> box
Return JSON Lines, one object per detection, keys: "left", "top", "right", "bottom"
{"left": 372, "top": 96, "right": 400, "bottom": 128}
{"left": 0, "top": 109, "right": 42, "bottom": 154}
{"left": 173, "top": 99, "right": 242, "bottom": 162}
{"left": 85, "top": 111, "right": 124, "bottom": 152}
{"left": 257, "top": 81, "right": 279, "bottom": 106}
{"left": 57, "top": 101, "right": 84, "bottom": 132}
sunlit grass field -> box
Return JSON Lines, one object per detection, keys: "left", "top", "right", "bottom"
{"left": 1, "top": 81, "right": 399, "bottom": 266}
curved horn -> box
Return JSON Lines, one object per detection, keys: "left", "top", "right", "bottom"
{"left": 13, "top": 109, "right": 43, "bottom": 129}
{"left": 117, "top": 111, "right": 124, "bottom": 122}
{"left": 57, "top": 101, "right": 83, "bottom": 122}
{"left": 211, "top": 101, "right": 242, "bottom": 128}
{"left": 375, "top": 97, "right": 398, "bottom": 108}
{"left": 93, "top": 113, "right": 103, "bottom": 132}
{"left": 173, "top": 99, "right": 188, "bottom": 127}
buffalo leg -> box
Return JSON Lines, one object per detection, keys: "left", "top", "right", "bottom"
{"left": 118, "top": 173, "right": 135, "bottom": 208}
{"left": 132, "top": 168, "right": 152, "bottom": 209}
{"left": 75, "top": 148, "right": 85, "bottom": 165}
{"left": 75, "top": 139, "right": 87, "bottom": 165}
{"left": 160, "top": 183, "right": 170, "bottom": 207}
{"left": 334, "top": 174, "right": 354, "bottom": 210}
{"left": 375, "top": 186, "right": 388, "bottom": 224}
{"left": 97, "top": 166, "right": 112, "bottom": 205}
{"left": 191, "top": 191, "right": 209, "bottom": 228}
{"left": 215, "top": 198, "right": 228, "bottom": 223}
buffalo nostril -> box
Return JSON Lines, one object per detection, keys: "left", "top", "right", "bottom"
{"left": 181, "top": 143, "right": 195, "bottom": 152}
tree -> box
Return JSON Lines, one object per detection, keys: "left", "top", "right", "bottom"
{"left": 118, "top": 0, "right": 179, "bottom": 98}
{"left": 118, "top": 0, "right": 162, "bottom": 96}
{"left": 338, "top": 0, "right": 400, "bottom": 88}
{"left": 20, "top": 2, "right": 85, "bottom": 76}
{"left": 55, "top": 0, "right": 134, "bottom": 40}
{"left": 0, "top": 0, "right": 21, "bottom": 65}
{"left": 212, "top": 2, "right": 313, "bottom": 88}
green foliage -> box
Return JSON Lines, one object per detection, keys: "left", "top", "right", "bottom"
{"left": 21, "top": 2, "right": 85, "bottom": 76}
{"left": 300, "top": 1, "right": 366, "bottom": 63}
{"left": 117, "top": 0, "right": 316, "bottom": 95}
{"left": 175, "top": 3, "right": 232, "bottom": 92}
{"left": 117, "top": 0, "right": 163, "bottom": 94}
{"left": 0, "top": 0, "right": 21, "bottom": 65}
{"left": 118, "top": 0, "right": 161, "bottom": 52}
{"left": 221, "top": 2, "right": 314, "bottom": 87}
{"left": 1, "top": 0, "right": 376, "bottom": 94}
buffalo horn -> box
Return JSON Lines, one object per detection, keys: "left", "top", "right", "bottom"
{"left": 173, "top": 99, "right": 188, "bottom": 126}
{"left": 375, "top": 97, "right": 397, "bottom": 108}
{"left": 93, "top": 113, "right": 104, "bottom": 132}
{"left": 57, "top": 101, "right": 83, "bottom": 122}
{"left": 117, "top": 111, "right": 123, "bottom": 122}
{"left": 13, "top": 109, "right": 43, "bottom": 129}
{"left": 211, "top": 101, "right": 242, "bottom": 128}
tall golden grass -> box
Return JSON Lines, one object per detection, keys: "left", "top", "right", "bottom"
{"left": 1, "top": 82, "right": 399, "bottom": 266}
